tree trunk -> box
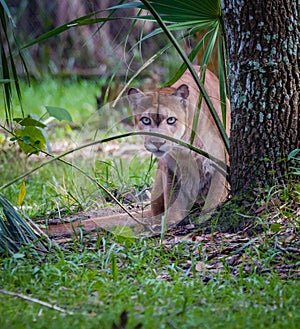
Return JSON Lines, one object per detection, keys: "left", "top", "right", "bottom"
{"left": 222, "top": 0, "right": 299, "bottom": 196}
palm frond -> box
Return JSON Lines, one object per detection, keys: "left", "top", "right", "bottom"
{"left": 111, "top": 0, "right": 220, "bottom": 22}
{"left": 0, "top": 1, "right": 27, "bottom": 124}
{"left": 0, "top": 194, "right": 50, "bottom": 256}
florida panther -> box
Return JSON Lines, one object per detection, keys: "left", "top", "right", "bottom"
{"left": 128, "top": 66, "right": 230, "bottom": 225}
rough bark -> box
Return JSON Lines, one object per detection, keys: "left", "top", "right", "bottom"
{"left": 222, "top": 0, "right": 300, "bottom": 196}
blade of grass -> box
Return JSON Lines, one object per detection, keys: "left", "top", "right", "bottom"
{"left": 0, "top": 130, "right": 228, "bottom": 193}
{"left": 218, "top": 33, "right": 229, "bottom": 128}
{"left": 201, "top": 26, "right": 219, "bottom": 67}
{"left": 112, "top": 42, "right": 173, "bottom": 106}
{"left": 21, "top": 13, "right": 127, "bottom": 50}
{"left": 163, "top": 26, "right": 217, "bottom": 87}
{"left": 0, "top": 0, "right": 13, "bottom": 24}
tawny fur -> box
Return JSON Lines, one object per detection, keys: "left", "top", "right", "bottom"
{"left": 128, "top": 66, "right": 230, "bottom": 225}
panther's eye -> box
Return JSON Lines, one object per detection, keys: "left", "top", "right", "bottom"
{"left": 140, "top": 116, "right": 151, "bottom": 125}
{"left": 166, "top": 117, "right": 177, "bottom": 125}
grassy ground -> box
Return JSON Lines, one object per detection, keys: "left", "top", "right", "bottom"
{"left": 0, "top": 77, "right": 299, "bottom": 329}
{"left": 1, "top": 77, "right": 102, "bottom": 123}
{"left": 0, "top": 236, "right": 299, "bottom": 329}
{"left": 1, "top": 78, "right": 95, "bottom": 216}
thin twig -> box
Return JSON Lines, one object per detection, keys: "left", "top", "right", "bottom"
{"left": 0, "top": 289, "right": 74, "bottom": 315}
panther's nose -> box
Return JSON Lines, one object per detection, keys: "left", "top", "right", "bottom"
{"left": 145, "top": 138, "right": 167, "bottom": 154}
{"left": 152, "top": 139, "right": 166, "bottom": 150}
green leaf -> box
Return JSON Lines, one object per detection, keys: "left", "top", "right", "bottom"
{"left": 17, "top": 181, "right": 26, "bottom": 207}
{"left": 45, "top": 106, "right": 72, "bottom": 122}
{"left": 201, "top": 27, "right": 219, "bottom": 67}
{"left": 21, "top": 12, "right": 121, "bottom": 50}
{"left": 288, "top": 149, "right": 300, "bottom": 160}
{"left": 113, "top": 225, "right": 135, "bottom": 238}
{"left": 218, "top": 32, "right": 229, "bottom": 128}
{"left": 163, "top": 28, "right": 216, "bottom": 87}
{"left": 112, "top": 225, "right": 135, "bottom": 244}
{"left": 111, "top": 252, "right": 119, "bottom": 281}
{"left": 0, "top": 79, "right": 13, "bottom": 84}
{"left": 0, "top": 1, "right": 27, "bottom": 123}
{"left": 12, "top": 253, "right": 26, "bottom": 259}
{"left": 14, "top": 117, "right": 46, "bottom": 128}
{"left": 270, "top": 223, "right": 282, "bottom": 233}
{"left": 15, "top": 126, "right": 46, "bottom": 155}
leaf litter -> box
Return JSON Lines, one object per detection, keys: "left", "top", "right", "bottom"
{"left": 46, "top": 197, "right": 299, "bottom": 281}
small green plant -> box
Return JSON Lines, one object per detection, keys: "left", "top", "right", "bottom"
{"left": 288, "top": 149, "right": 300, "bottom": 176}
{"left": 94, "top": 156, "right": 156, "bottom": 197}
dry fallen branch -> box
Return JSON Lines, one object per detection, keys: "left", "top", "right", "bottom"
{"left": 0, "top": 289, "right": 74, "bottom": 315}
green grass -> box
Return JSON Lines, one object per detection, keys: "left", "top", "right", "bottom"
{"left": 0, "top": 238, "right": 299, "bottom": 329}
{"left": 1, "top": 156, "right": 83, "bottom": 217}
{"left": 0, "top": 77, "right": 102, "bottom": 123}
{"left": 0, "top": 148, "right": 155, "bottom": 218}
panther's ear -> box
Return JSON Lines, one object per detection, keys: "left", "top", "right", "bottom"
{"left": 128, "top": 87, "right": 145, "bottom": 107}
{"left": 173, "top": 84, "right": 189, "bottom": 99}
{"left": 128, "top": 87, "right": 143, "bottom": 96}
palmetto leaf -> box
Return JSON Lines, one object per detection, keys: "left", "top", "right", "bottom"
{"left": 0, "top": 1, "right": 26, "bottom": 124}
{"left": 163, "top": 25, "right": 218, "bottom": 86}
{"left": 21, "top": 11, "right": 125, "bottom": 50}
{"left": 0, "top": 194, "right": 49, "bottom": 255}
{"left": 112, "top": 0, "right": 220, "bottom": 22}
